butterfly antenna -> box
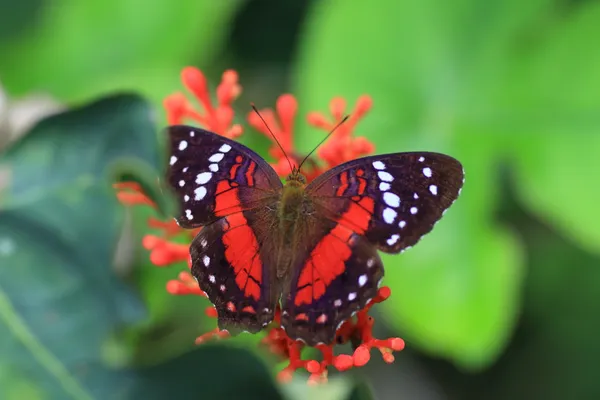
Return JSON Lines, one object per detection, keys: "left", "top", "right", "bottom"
{"left": 251, "top": 103, "right": 294, "bottom": 174}
{"left": 298, "top": 115, "right": 349, "bottom": 171}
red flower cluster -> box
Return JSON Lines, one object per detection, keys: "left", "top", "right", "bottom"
{"left": 116, "top": 67, "right": 404, "bottom": 384}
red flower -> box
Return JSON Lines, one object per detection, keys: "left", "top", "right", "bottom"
{"left": 116, "top": 67, "right": 404, "bottom": 384}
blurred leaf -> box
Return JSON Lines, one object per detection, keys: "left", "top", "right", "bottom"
{"left": 292, "top": 0, "right": 528, "bottom": 368}
{"left": 110, "top": 158, "right": 177, "bottom": 219}
{"left": 0, "top": 0, "right": 242, "bottom": 105}
{"left": 503, "top": 2, "right": 600, "bottom": 255}
{"left": 346, "top": 381, "right": 375, "bottom": 400}
{"left": 0, "top": 94, "right": 162, "bottom": 211}
{"left": 281, "top": 377, "right": 353, "bottom": 400}
{"left": 0, "top": 94, "right": 155, "bottom": 398}
{"left": 474, "top": 199, "right": 600, "bottom": 400}
{"left": 0, "top": 95, "right": 282, "bottom": 399}
{"left": 132, "top": 344, "right": 284, "bottom": 400}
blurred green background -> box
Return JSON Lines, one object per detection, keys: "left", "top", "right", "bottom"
{"left": 1, "top": 0, "right": 599, "bottom": 399}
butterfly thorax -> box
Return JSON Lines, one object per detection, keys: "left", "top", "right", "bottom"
{"left": 275, "top": 171, "right": 311, "bottom": 278}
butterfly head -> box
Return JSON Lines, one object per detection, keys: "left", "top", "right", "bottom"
{"left": 285, "top": 165, "right": 307, "bottom": 187}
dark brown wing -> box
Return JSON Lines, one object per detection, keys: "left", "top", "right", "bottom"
{"left": 167, "top": 125, "right": 282, "bottom": 334}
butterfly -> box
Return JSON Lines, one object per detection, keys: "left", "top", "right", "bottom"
{"left": 166, "top": 124, "right": 464, "bottom": 346}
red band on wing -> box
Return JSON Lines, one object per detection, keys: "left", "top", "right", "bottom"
{"left": 214, "top": 180, "right": 243, "bottom": 216}
{"left": 245, "top": 161, "right": 256, "bottom": 187}
{"left": 336, "top": 171, "right": 349, "bottom": 196}
{"left": 215, "top": 180, "right": 263, "bottom": 301}
{"left": 294, "top": 197, "right": 375, "bottom": 306}
{"left": 356, "top": 169, "right": 367, "bottom": 195}
{"left": 229, "top": 155, "right": 243, "bottom": 180}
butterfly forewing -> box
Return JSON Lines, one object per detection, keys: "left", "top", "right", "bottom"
{"left": 167, "top": 125, "right": 282, "bottom": 228}
{"left": 307, "top": 152, "right": 464, "bottom": 253}
{"left": 280, "top": 234, "right": 384, "bottom": 345}
{"left": 167, "top": 125, "right": 282, "bottom": 335}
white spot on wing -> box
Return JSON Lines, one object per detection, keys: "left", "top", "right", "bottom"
{"left": 209, "top": 275, "right": 216, "bottom": 283}
{"left": 185, "top": 209, "right": 193, "bottom": 220}
{"left": 179, "top": 141, "right": 188, "bottom": 151}
{"left": 429, "top": 184, "right": 438, "bottom": 195}
{"left": 184, "top": 195, "right": 190, "bottom": 202}
{"left": 413, "top": 193, "right": 419, "bottom": 199}
{"left": 208, "top": 153, "right": 224, "bottom": 162}
{"left": 209, "top": 163, "right": 219, "bottom": 172}
{"left": 189, "top": 131, "right": 195, "bottom": 137}
{"left": 367, "top": 258, "right": 375, "bottom": 268}
{"left": 334, "top": 299, "right": 342, "bottom": 307}
{"left": 410, "top": 206, "right": 418, "bottom": 215}
{"left": 170, "top": 156, "right": 177, "bottom": 165}
{"left": 372, "top": 161, "right": 386, "bottom": 170}
{"left": 202, "top": 255, "right": 210, "bottom": 267}
{"left": 383, "top": 192, "right": 400, "bottom": 207}
{"left": 387, "top": 234, "right": 400, "bottom": 246}
{"left": 194, "top": 186, "right": 207, "bottom": 200}
{"left": 358, "top": 274, "right": 368, "bottom": 287}
{"left": 219, "top": 144, "right": 232, "bottom": 153}
{"left": 220, "top": 284, "right": 226, "bottom": 292}
{"left": 418, "top": 156, "right": 425, "bottom": 162}
{"left": 398, "top": 220, "right": 406, "bottom": 229}
{"left": 378, "top": 171, "right": 394, "bottom": 182}
{"left": 379, "top": 182, "right": 390, "bottom": 191}
{"left": 348, "top": 292, "right": 357, "bottom": 301}
{"left": 178, "top": 180, "right": 185, "bottom": 187}
{"left": 423, "top": 167, "right": 432, "bottom": 178}
{"left": 383, "top": 207, "right": 397, "bottom": 224}
{"left": 196, "top": 172, "right": 212, "bottom": 184}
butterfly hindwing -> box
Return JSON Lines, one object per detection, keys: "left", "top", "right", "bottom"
{"left": 307, "top": 152, "right": 464, "bottom": 253}
{"left": 190, "top": 218, "right": 278, "bottom": 334}
{"left": 167, "top": 125, "right": 283, "bottom": 228}
{"left": 280, "top": 233, "right": 384, "bottom": 345}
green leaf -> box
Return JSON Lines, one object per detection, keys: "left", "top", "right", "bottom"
{"left": 0, "top": 95, "right": 281, "bottom": 398}
{"left": 0, "top": 0, "right": 242, "bottom": 104}
{"left": 346, "top": 381, "right": 375, "bottom": 400}
{"left": 281, "top": 377, "right": 354, "bottom": 400}
{"left": 0, "top": 94, "right": 154, "bottom": 398}
{"left": 132, "top": 344, "right": 284, "bottom": 400}
{"left": 503, "top": 2, "right": 600, "bottom": 255}
{"left": 292, "top": 0, "right": 532, "bottom": 368}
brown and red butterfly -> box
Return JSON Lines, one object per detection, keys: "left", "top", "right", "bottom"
{"left": 167, "top": 125, "right": 464, "bottom": 346}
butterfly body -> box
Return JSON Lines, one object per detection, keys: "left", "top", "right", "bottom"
{"left": 167, "top": 125, "right": 464, "bottom": 345}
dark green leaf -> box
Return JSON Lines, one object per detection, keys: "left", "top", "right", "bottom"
{"left": 0, "top": 95, "right": 282, "bottom": 399}
{"left": 346, "top": 380, "right": 375, "bottom": 400}
{"left": 132, "top": 345, "right": 284, "bottom": 400}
